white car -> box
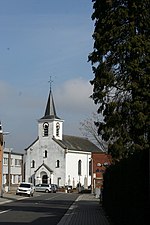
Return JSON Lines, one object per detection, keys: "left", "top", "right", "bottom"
{"left": 16, "top": 182, "right": 34, "bottom": 197}
{"left": 35, "top": 183, "right": 52, "bottom": 193}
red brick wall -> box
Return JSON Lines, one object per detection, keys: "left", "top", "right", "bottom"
{"left": 92, "top": 152, "right": 111, "bottom": 188}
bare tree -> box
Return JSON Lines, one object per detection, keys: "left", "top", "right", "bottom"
{"left": 80, "top": 113, "right": 108, "bottom": 152}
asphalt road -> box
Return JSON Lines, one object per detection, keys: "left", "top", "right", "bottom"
{"left": 0, "top": 192, "right": 79, "bottom": 225}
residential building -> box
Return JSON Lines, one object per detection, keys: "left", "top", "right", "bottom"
{"left": 3, "top": 148, "right": 23, "bottom": 190}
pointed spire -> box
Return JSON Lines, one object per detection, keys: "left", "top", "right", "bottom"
{"left": 0, "top": 121, "right": 3, "bottom": 146}
{"left": 44, "top": 90, "right": 57, "bottom": 118}
{"left": 40, "top": 90, "right": 60, "bottom": 120}
{"left": 0, "top": 121, "right": 3, "bottom": 133}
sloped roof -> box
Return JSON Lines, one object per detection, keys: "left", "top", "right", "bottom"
{"left": 34, "top": 162, "right": 53, "bottom": 173}
{"left": 40, "top": 90, "right": 60, "bottom": 120}
{"left": 24, "top": 137, "right": 39, "bottom": 151}
{"left": 25, "top": 135, "right": 102, "bottom": 153}
{"left": 53, "top": 135, "right": 102, "bottom": 153}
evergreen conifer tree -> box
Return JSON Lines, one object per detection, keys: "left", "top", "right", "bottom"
{"left": 89, "top": 0, "right": 150, "bottom": 160}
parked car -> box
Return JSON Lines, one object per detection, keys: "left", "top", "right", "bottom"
{"left": 65, "top": 185, "right": 73, "bottom": 193}
{"left": 35, "top": 183, "right": 52, "bottom": 193}
{"left": 51, "top": 184, "right": 58, "bottom": 193}
{"left": 16, "top": 182, "right": 34, "bottom": 197}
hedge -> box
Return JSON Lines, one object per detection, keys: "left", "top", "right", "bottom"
{"left": 103, "top": 149, "right": 149, "bottom": 225}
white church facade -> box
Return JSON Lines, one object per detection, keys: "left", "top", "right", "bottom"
{"left": 24, "top": 89, "right": 101, "bottom": 188}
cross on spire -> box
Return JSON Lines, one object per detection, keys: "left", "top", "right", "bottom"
{"left": 48, "top": 76, "right": 53, "bottom": 91}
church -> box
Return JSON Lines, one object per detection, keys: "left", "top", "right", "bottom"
{"left": 24, "top": 88, "right": 101, "bottom": 189}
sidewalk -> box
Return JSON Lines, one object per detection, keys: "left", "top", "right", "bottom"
{"left": 58, "top": 194, "right": 111, "bottom": 225}
{"left": 0, "top": 192, "right": 111, "bottom": 225}
{"left": 0, "top": 191, "right": 27, "bottom": 205}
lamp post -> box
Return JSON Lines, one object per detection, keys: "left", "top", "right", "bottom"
{"left": 8, "top": 148, "right": 13, "bottom": 191}
{"left": 29, "top": 148, "right": 33, "bottom": 183}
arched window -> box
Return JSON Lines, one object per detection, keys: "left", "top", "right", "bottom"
{"left": 43, "top": 122, "right": 49, "bottom": 136}
{"left": 43, "top": 150, "right": 47, "bottom": 158}
{"left": 31, "top": 160, "right": 35, "bottom": 168}
{"left": 56, "top": 122, "right": 60, "bottom": 137}
{"left": 56, "top": 160, "right": 60, "bottom": 168}
{"left": 78, "top": 160, "right": 82, "bottom": 176}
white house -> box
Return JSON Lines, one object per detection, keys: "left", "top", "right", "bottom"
{"left": 24, "top": 89, "right": 101, "bottom": 188}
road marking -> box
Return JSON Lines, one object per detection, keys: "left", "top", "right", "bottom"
{"left": 46, "top": 193, "right": 64, "bottom": 200}
{"left": 33, "top": 193, "right": 65, "bottom": 205}
{"left": 0, "top": 200, "right": 13, "bottom": 205}
{"left": 0, "top": 209, "right": 11, "bottom": 214}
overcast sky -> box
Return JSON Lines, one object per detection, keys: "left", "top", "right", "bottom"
{"left": 0, "top": 0, "right": 98, "bottom": 153}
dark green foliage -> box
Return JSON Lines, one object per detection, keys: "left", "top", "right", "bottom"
{"left": 89, "top": 0, "right": 150, "bottom": 160}
{"left": 102, "top": 149, "right": 149, "bottom": 225}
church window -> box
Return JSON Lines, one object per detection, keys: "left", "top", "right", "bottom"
{"left": 89, "top": 160, "right": 92, "bottom": 176}
{"left": 31, "top": 160, "right": 35, "bottom": 168}
{"left": 58, "top": 177, "right": 61, "bottom": 187}
{"left": 78, "top": 160, "right": 82, "bottom": 176}
{"left": 56, "top": 122, "right": 60, "bottom": 137}
{"left": 43, "top": 122, "right": 49, "bottom": 136}
{"left": 56, "top": 160, "right": 60, "bottom": 168}
{"left": 43, "top": 150, "right": 47, "bottom": 158}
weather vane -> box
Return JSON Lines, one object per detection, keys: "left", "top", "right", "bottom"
{"left": 48, "top": 76, "right": 53, "bottom": 91}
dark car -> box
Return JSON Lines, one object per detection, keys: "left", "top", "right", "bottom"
{"left": 65, "top": 185, "right": 73, "bottom": 193}
{"left": 51, "top": 184, "right": 58, "bottom": 193}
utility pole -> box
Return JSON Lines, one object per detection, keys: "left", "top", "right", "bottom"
{"left": 8, "top": 149, "right": 11, "bottom": 191}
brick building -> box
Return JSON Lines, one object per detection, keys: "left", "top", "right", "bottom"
{"left": 91, "top": 152, "right": 111, "bottom": 190}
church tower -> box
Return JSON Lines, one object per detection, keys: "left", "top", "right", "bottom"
{"left": 38, "top": 89, "right": 64, "bottom": 141}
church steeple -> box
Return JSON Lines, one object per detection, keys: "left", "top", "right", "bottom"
{"left": 0, "top": 121, "right": 3, "bottom": 146}
{"left": 38, "top": 80, "right": 63, "bottom": 140}
{"left": 40, "top": 90, "right": 60, "bottom": 120}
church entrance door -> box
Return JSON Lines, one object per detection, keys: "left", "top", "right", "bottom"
{"left": 42, "top": 174, "right": 48, "bottom": 184}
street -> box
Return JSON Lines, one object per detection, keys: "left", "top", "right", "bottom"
{"left": 0, "top": 192, "right": 78, "bottom": 225}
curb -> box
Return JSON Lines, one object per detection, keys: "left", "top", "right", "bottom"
{"left": 57, "top": 195, "right": 79, "bottom": 225}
